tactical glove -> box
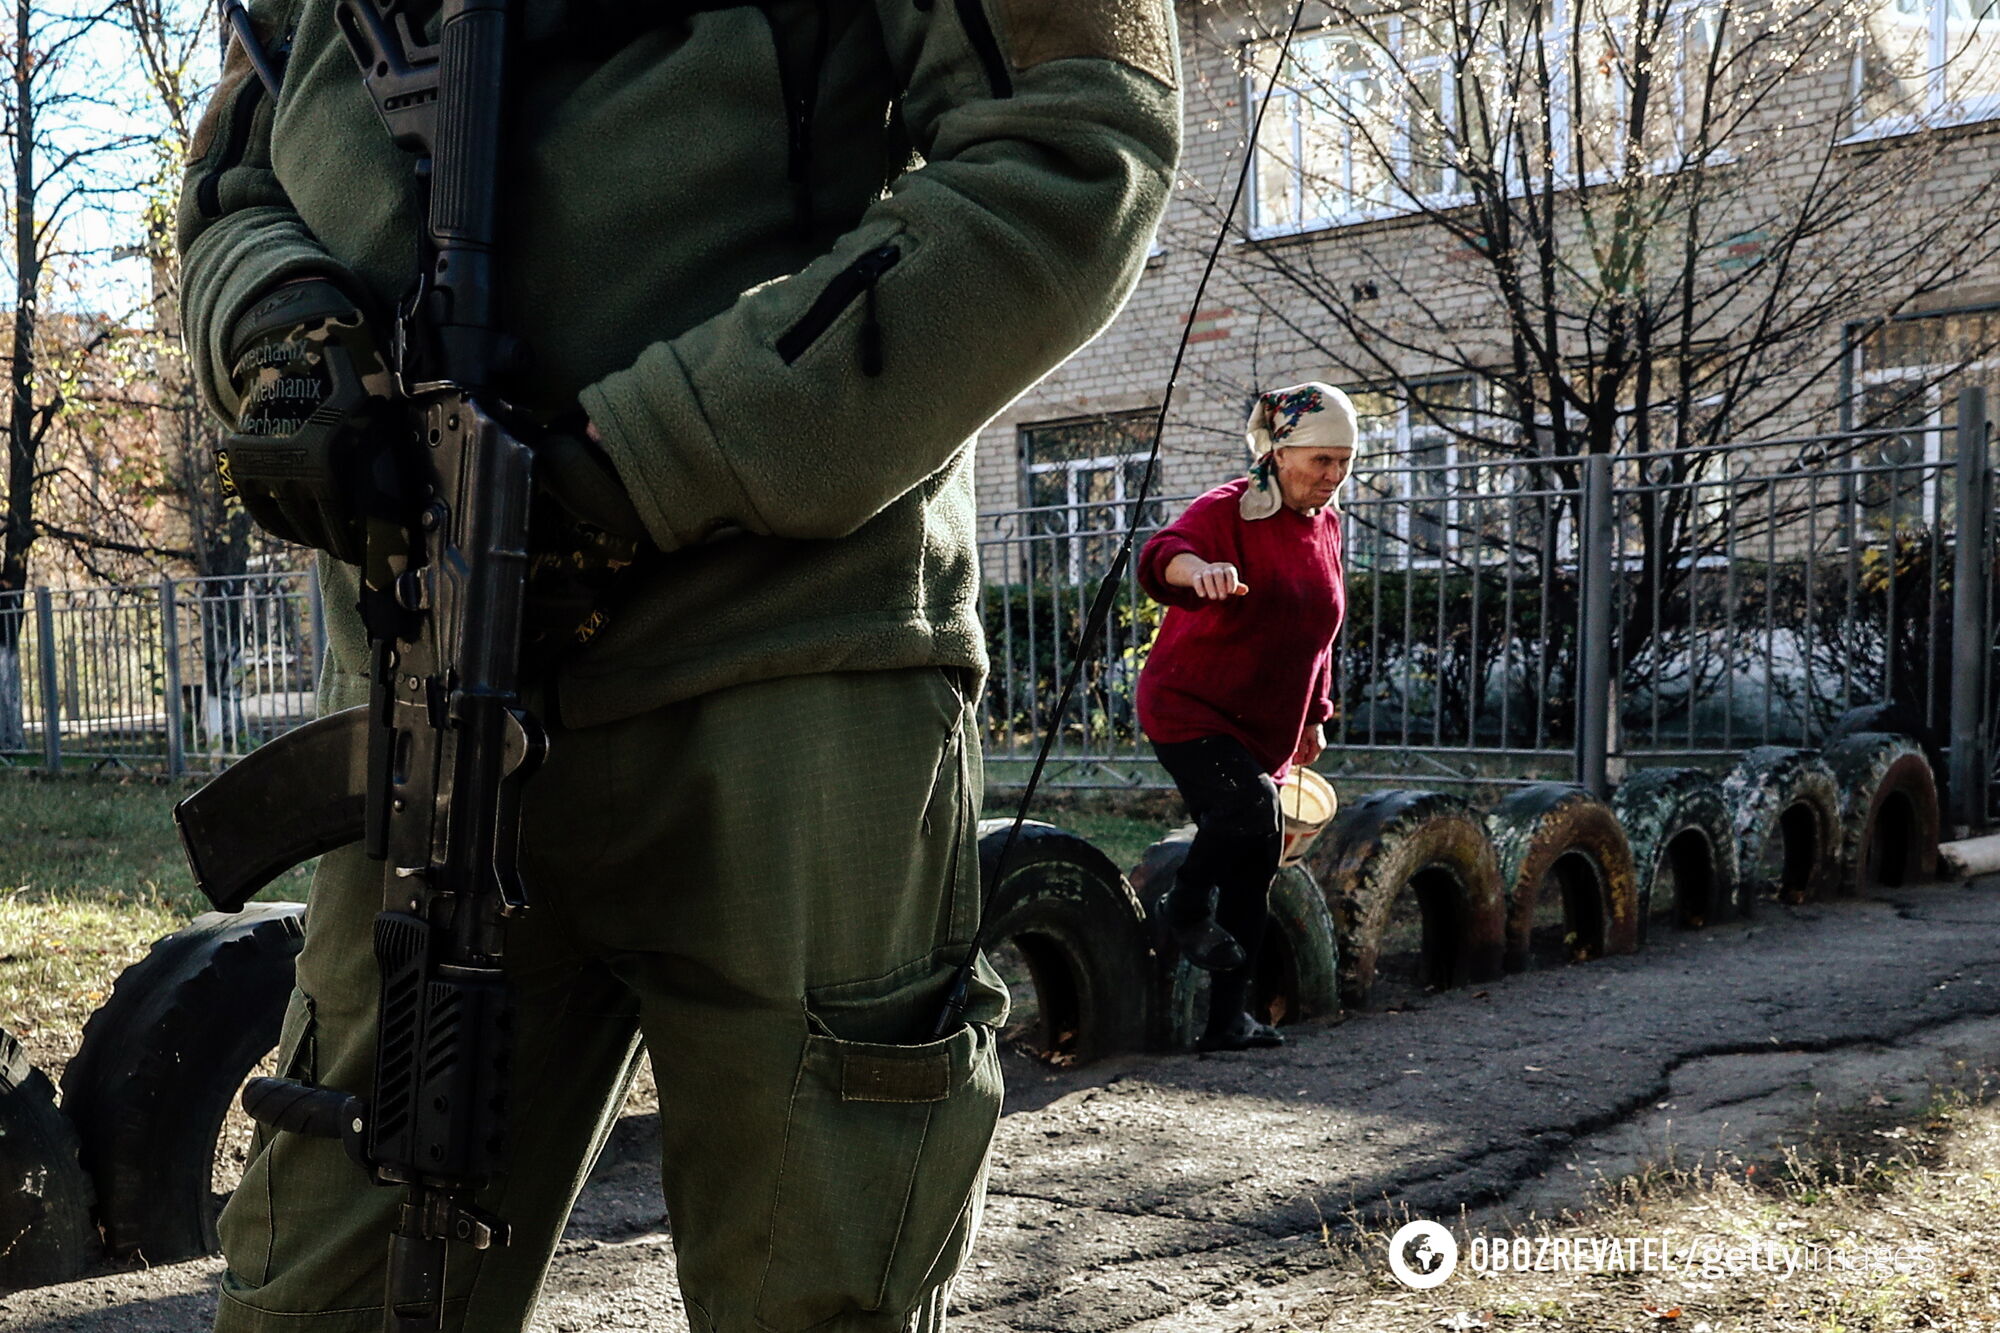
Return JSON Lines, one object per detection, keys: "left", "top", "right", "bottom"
{"left": 221, "top": 279, "right": 401, "bottom": 565}
{"left": 520, "top": 423, "right": 651, "bottom": 664}
{"left": 532, "top": 428, "right": 649, "bottom": 547}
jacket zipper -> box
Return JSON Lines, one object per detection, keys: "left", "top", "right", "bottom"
{"left": 197, "top": 74, "right": 270, "bottom": 220}
{"left": 776, "top": 243, "right": 903, "bottom": 375}
{"left": 953, "top": 0, "right": 1012, "bottom": 99}
{"left": 761, "top": 1, "right": 826, "bottom": 239}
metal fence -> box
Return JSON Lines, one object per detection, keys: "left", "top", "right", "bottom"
{"left": 3, "top": 395, "right": 1992, "bottom": 821}
{"left": 0, "top": 570, "right": 324, "bottom": 777}
{"left": 979, "top": 390, "right": 1998, "bottom": 825}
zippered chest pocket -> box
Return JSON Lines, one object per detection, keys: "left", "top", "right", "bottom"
{"left": 775, "top": 242, "right": 904, "bottom": 376}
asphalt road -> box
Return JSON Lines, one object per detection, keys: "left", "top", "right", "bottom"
{"left": 6, "top": 876, "right": 1999, "bottom": 1332}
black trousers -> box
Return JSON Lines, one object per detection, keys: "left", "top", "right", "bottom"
{"left": 1152, "top": 734, "right": 1283, "bottom": 1030}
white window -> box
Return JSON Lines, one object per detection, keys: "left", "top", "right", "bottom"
{"left": 1342, "top": 381, "right": 1545, "bottom": 563}
{"left": 1246, "top": 0, "right": 1725, "bottom": 237}
{"left": 1019, "top": 413, "right": 1161, "bottom": 584}
{"left": 1851, "top": 0, "right": 2000, "bottom": 136}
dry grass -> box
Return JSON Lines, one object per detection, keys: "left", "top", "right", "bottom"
{"left": 0, "top": 773, "right": 309, "bottom": 1083}
{"left": 0, "top": 891, "right": 188, "bottom": 1083}
{"left": 1278, "top": 1078, "right": 2000, "bottom": 1332}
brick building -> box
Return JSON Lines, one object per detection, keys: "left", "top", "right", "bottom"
{"left": 970, "top": 0, "right": 2000, "bottom": 539}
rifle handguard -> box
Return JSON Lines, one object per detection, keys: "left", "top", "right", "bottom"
{"left": 244, "top": 1076, "right": 371, "bottom": 1168}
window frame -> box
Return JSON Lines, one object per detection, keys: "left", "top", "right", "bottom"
{"left": 1343, "top": 379, "right": 1553, "bottom": 565}
{"left": 1845, "top": 0, "right": 2000, "bottom": 139}
{"left": 1016, "top": 412, "right": 1161, "bottom": 586}
{"left": 1244, "top": 0, "right": 1728, "bottom": 240}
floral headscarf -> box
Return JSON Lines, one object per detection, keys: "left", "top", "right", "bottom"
{"left": 1240, "top": 381, "right": 1360, "bottom": 520}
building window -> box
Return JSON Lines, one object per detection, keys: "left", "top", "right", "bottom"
{"left": 1246, "top": 0, "right": 1725, "bottom": 237}
{"left": 1846, "top": 309, "right": 2000, "bottom": 519}
{"left": 1343, "top": 381, "right": 1539, "bottom": 562}
{"left": 1019, "top": 412, "right": 1162, "bottom": 583}
{"left": 1852, "top": 0, "right": 2000, "bottom": 136}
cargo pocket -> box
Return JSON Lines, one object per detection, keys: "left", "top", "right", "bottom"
{"left": 754, "top": 959, "right": 1006, "bottom": 1332}
{"left": 219, "top": 986, "right": 317, "bottom": 1288}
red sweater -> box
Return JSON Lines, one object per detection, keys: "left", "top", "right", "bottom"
{"left": 1136, "top": 478, "right": 1345, "bottom": 777}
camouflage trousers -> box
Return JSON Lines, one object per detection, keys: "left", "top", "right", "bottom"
{"left": 213, "top": 667, "right": 1007, "bottom": 1333}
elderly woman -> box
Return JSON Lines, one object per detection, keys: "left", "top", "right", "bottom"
{"left": 1136, "top": 382, "right": 1356, "bottom": 1052}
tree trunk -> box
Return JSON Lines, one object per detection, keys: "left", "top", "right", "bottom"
{"left": 1, "top": 0, "right": 38, "bottom": 753}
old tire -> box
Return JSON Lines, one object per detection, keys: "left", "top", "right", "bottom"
{"left": 0, "top": 1028, "right": 97, "bottom": 1291}
{"left": 1610, "top": 768, "right": 1739, "bottom": 943}
{"left": 1823, "top": 733, "right": 1939, "bottom": 894}
{"left": 1129, "top": 827, "right": 1341, "bottom": 1050}
{"left": 1721, "top": 747, "right": 1842, "bottom": 907}
{"left": 1484, "top": 784, "right": 1638, "bottom": 972}
{"left": 977, "top": 819, "right": 1153, "bottom": 1063}
{"left": 60, "top": 902, "right": 306, "bottom": 1263}
{"left": 1305, "top": 791, "right": 1504, "bottom": 1011}
{"left": 1831, "top": 702, "right": 1946, "bottom": 812}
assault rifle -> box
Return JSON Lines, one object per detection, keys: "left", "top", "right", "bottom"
{"left": 173, "top": 1, "right": 541, "bottom": 1328}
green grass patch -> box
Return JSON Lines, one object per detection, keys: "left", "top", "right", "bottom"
{"left": 1030, "top": 811, "right": 1177, "bottom": 876}
{"left": 0, "top": 773, "right": 203, "bottom": 910}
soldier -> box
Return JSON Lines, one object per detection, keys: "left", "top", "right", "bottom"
{"left": 178, "top": 2, "right": 1180, "bottom": 1330}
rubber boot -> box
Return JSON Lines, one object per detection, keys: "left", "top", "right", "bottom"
{"left": 1164, "top": 882, "right": 1247, "bottom": 972}
{"left": 1197, "top": 1010, "right": 1284, "bottom": 1052}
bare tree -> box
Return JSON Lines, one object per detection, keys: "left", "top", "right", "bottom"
{"left": 1174, "top": 0, "right": 2000, "bottom": 743}
{"left": 1188, "top": 0, "right": 1999, "bottom": 450}
{"left": 0, "top": 0, "right": 154, "bottom": 748}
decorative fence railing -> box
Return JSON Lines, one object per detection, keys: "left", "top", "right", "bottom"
{"left": 0, "top": 570, "right": 324, "bottom": 777}
{"left": 979, "top": 390, "right": 1998, "bottom": 827}
{"left": 2, "top": 393, "right": 1992, "bottom": 826}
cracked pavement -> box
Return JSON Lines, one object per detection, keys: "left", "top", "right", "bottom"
{"left": 6, "top": 877, "right": 2000, "bottom": 1331}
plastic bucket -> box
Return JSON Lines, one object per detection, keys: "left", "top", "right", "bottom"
{"left": 1278, "top": 766, "right": 1337, "bottom": 867}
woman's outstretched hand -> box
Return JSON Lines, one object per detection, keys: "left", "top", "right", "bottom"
{"left": 1165, "top": 553, "right": 1250, "bottom": 601}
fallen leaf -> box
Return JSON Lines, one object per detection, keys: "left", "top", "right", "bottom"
{"left": 1643, "top": 1305, "right": 1682, "bottom": 1320}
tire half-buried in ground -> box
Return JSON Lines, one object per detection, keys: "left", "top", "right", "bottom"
{"left": 1128, "top": 826, "right": 1340, "bottom": 1050}
{"left": 59, "top": 901, "right": 305, "bottom": 1263}
{"left": 976, "top": 819, "right": 1153, "bottom": 1064}
{"left": 1610, "top": 768, "right": 1738, "bottom": 944}
{"left": 1823, "top": 732, "right": 1939, "bottom": 895}
{"left": 1305, "top": 790, "right": 1504, "bottom": 1011}
{"left": 0, "top": 1025, "right": 97, "bottom": 1290}
{"left": 1483, "top": 783, "right": 1638, "bottom": 972}
{"left": 1720, "top": 746, "right": 1842, "bottom": 907}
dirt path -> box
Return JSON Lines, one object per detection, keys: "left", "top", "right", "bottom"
{"left": 6, "top": 877, "right": 1999, "bottom": 1332}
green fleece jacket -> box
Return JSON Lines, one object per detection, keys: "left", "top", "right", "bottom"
{"left": 180, "top": 0, "right": 1180, "bottom": 726}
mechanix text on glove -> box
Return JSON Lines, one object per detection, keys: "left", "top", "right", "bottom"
{"left": 221, "top": 279, "right": 405, "bottom": 566}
